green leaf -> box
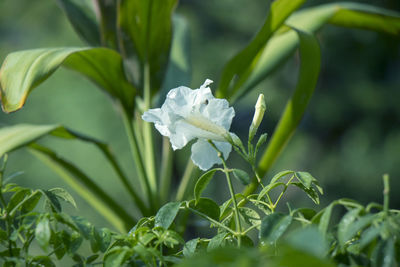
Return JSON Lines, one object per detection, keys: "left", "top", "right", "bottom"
{"left": 291, "top": 182, "right": 320, "bottom": 204}
{"left": 189, "top": 198, "right": 220, "bottom": 222}
{"left": 55, "top": 0, "right": 101, "bottom": 45}
{"left": 257, "top": 29, "right": 320, "bottom": 180}
{"left": 317, "top": 203, "right": 334, "bottom": 235}
{"left": 286, "top": 227, "right": 328, "bottom": 258}
{"left": 239, "top": 207, "right": 260, "bottom": 227}
{"left": 372, "top": 238, "right": 396, "bottom": 267}
{"left": 295, "top": 172, "right": 316, "bottom": 189}
{"left": 29, "top": 144, "right": 135, "bottom": 232}
{"left": 0, "top": 47, "right": 136, "bottom": 113}
{"left": 232, "top": 169, "right": 251, "bottom": 185}
{"left": 194, "top": 169, "right": 219, "bottom": 204}
{"left": 48, "top": 187, "right": 77, "bottom": 208}
{"left": 257, "top": 182, "right": 286, "bottom": 202}
{"left": 339, "top": 213, "right": 376, "bottom": 248}
{"left": 154, "top": 201, "right": 181, "bottom": 229}
{"left": 269, "top": 170, "right": 295, "bottom": 185}
{"left": 259, "top": 213, "right": 293, "bottom": 244}
{"left": 30, "top": 256, "right": 56, "bottom": 267}
{"left": 207, "top": 232, "right": 229, "bottom": 251}
{"left": 35, "top": 217, "right": 51, "bottom": 251}
{"left": 217, "top": 0, "right": 305, "bottom": 99}
{"left": 337, "top": 208, "right": 362, "bottom": 247}
{"left": 6, "top": 188, "right": 31, "bottom": 214}
{"left": 183, "top": 238, "right": 200, "bottom": 258}
{"left": 358, "top": 225, "right": 382, "bottom": 251}
{"left": 93, "top": 0, "right": 118, "bottom": 48}
{"left": 118, "top": 0, "right": 178, "bottom": 94}
{"left": 41, "top": 190, "right": 62, "bottom": 213}
{"left": 104, "top": 246, "right": 133, "bottom": 267}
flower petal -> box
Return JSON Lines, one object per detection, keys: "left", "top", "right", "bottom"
{"left": 191, "top": 139, "right": 231, "bottom": 171}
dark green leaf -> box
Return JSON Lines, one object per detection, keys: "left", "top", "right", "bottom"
{"left": 0, "top": 48, "right": 136, "bottom": 113}
{"left": 118, "top": 0, "right": 178, "bottom": 94}
{"left": 358, "top": 225, "right": 382, "bottom": 251}
{"left": 155, "top": 201, "right": 181, "bottom": 229}
{"left": 259, "top": 213, "right": 293, "bottom": 244}
{"left": 55, "top": 0, "right": 100, "bottom": 45}
{"left": 7, "top": 188, "right": 31, "bottom": 214}
{"left": 41, "top": 190, "right": 62, "bottom": 213}
{"left": 338, "top": 208, "right": 362, "bottom": 247}
{"left": 86, "top": 254, "right": 99, "bottom": 264}
{"left": 291, "top": 182, "right": 320, "bottom": 204}
{"left": 317, "top": 203, "right": 334, "bottom": 235}
{"left": 217, "top": 0, "right": 305, "bottom": 99}
{"left": 35, "top": 217, "right": 51, "bottom": 251}
{"left": 194, "top": 169, "right": 218, "bottom": 204}
{"left": 104, "top": 246, "right": 133, "bottom": 267}
{"left": 71, "top": 216, "right": 92, "bottom": 239}
{"left": 339, "top": 213, "right": 376, "bottom": 248}
{"left": 372, "top": 238, "right": 396, "bottom": 267}
{"left": 30, "top": 256, "right": 56, "bottom": 267}
{"left": 21, "top": 191, "right": 42, "bottom": 213}
{"left": 93, "top": 0, "right": 118, "bottom": 48}
{"left": 232, "top": 169, "right": 251, "bottom": 185}
{"left": 189, "top": 198, "right": 220, "bottom": 222}
{"left": 239, "top": 207, "right": 260, "bottom": 227}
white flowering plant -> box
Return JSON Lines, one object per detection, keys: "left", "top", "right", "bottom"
{"left": 0, "top": 0, "right": 399, "bottom": 266}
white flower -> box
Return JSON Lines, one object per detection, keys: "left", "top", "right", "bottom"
{"left": 142, "top": 79, "right": 235, "bottom": 170}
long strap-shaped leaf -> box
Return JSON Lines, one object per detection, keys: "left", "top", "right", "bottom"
{"left": 243, "top": 29, "right": 321, "bottom": 196}
{"left": 216, "top": 0, "right": 305, "bottom": 99}
{"left": 0, "top": 47, "right": 136, "bottom": 113}
{"left": 0, "top": 124, "right": 143, "bottom": 230}
{"left": 118, "top": 0, "right": 178, "bottom": 94}
{"left": 28, "top": 143, "right": 133, "bottom": 232}
{"left": 236, "top": 3, "right": 400, "bottom": 101}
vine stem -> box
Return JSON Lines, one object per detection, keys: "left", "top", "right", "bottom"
{"left": 208, "top": 141, "right": 242, "bottom": 247}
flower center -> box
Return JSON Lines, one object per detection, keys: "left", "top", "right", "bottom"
{"left": 184, "top": 114, "right": 229, "bottom": 141}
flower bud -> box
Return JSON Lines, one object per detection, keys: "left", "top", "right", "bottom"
{"left": 249, "top": 94, "right": 266, "bottom": 141}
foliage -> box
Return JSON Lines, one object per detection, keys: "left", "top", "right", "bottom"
{"left": 0, "top": 0, "right": 399, "bottom": 266}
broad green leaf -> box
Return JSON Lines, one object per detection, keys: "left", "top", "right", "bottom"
{"left": 358, "top": 225, "right": 382, "bottom": 250}
{"left": 35, "top": 216, "right": 51, "bottom": 251}
{"left": 55, "top": 0, "right": 101, "bottom": 45}
{"left": 104, "top": 246, "right": 133, "bottom": 267}
{"left": 154, "top": 201, "right": 181, "bottom": 229}
{"left": 317, "top": 203, "right": 334, "bottom": 235}
{"left": 259, "top": 213, "right": 293, "bottom": 244}
{"left": 239, "top": 207, "right": 260, "bottom": 227}
{"left": 257, "top": 29, "right": 320, "bottom": 180}
{"left": 29, "top": 144, "right": 135, "bottom": 232}
{"left": 30, "top": 256, "right": 56, "bottom": 267}
{"left": 118, "top": 0, "right": 178, "bottom": 94}
{"left": 232, "top": 169, "right": 251, "bottom": 185}
{"left": 6, "top": 188, "right": 31, "bottom": 214}
{"left": 194, "top": 169, "right": 219, "bottom": 204}
{"left": 207, "top": 232, "right": 229, "bottom": 251}
{"left": 0, "top": 47, "right": 136, "bottom": 113}
{"left": 286, "top": 227, "right": 328, "bottom": 258}
{"left": 41, "top": 189, "right": 62, "bottom": 213}
{"left": 291, "top": 182, "right": 320, "bottom": 204}
{"left": 189, "top": 198, "right": 220, "bottom": 222}
{"left": 217, "top": 0, "right": 305, "bottom": 99}
{"left": 339, "top": 213, "right": 376, "bottom": 248}
{"left": 372, "top": 238, "right": 396, "bottom": 267}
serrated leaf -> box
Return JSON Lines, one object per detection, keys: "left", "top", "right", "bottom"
{"left": 194, "top": 169, "right": 219, "bottom": 204}
{"left": 259, "top": 213, "right": 292, "bottom": 244}
{"left": 0, "top": 48, "right": 136, "bottom": 113}
{"left": 35, "top": 217, "right": 51, "bottom": 251}
{"left": 155, "top": 201, "right": 181, "bottom": 229}
{"left": 232, "top": 169, "right": 251, "bottom": 185}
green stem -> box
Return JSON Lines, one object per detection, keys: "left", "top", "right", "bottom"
{"left": 273, "top": 176, "right": 295, "bottom": 210}
{"left": 121, "top": 108, "right": 154, "bottom": 210}
{"left": 383, "top": 174, "right": 390, "bottom": 215}
{"left": 176, "top": 160, "right": 197, "bottom": 201}
{"left": 143, "top": 64, "right": 158, "bottom": 200}
{"left": 187, "top": 207, "right": 236, "bottom": 235}
{"left": 160, "top": 137, "right": 173, "bottom": 203}
{"left": 209, "top": 141, "right": 242, "bottom": 247}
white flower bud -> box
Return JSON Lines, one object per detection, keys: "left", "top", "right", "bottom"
{"left": 249, "top": 94, "right": 266, "bottom": 141}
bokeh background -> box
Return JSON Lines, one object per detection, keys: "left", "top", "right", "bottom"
{"left": 0, "top": 0, "right": 399, "bottom": 230}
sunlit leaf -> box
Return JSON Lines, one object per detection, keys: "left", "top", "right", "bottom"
{"left": 35, "top": 216, "right": 51, "bottom": 251}
{"left": 0, "top": 48, "right": 136, "bottom": 113}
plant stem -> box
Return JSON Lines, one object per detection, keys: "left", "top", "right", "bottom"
{"left": 383, "top": 174, "right": 390, "bottom": 215}
{"left": 143, "top": 64, "right": 158, "bottom": 202}
{"left": 208, "top": 141, "right": 242, "bottom": 247}
{"left": 187, "top": 207, "right": 236, "bottom": 235}
{"left": 272, "top": 175, "right": 295, "bottom": 210}
{"left": 121, "top": 108, "right": 154, "bottom": 210}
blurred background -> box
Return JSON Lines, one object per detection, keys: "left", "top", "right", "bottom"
{"left": 0, "top": 0, "right": 399, "bottom": 230}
